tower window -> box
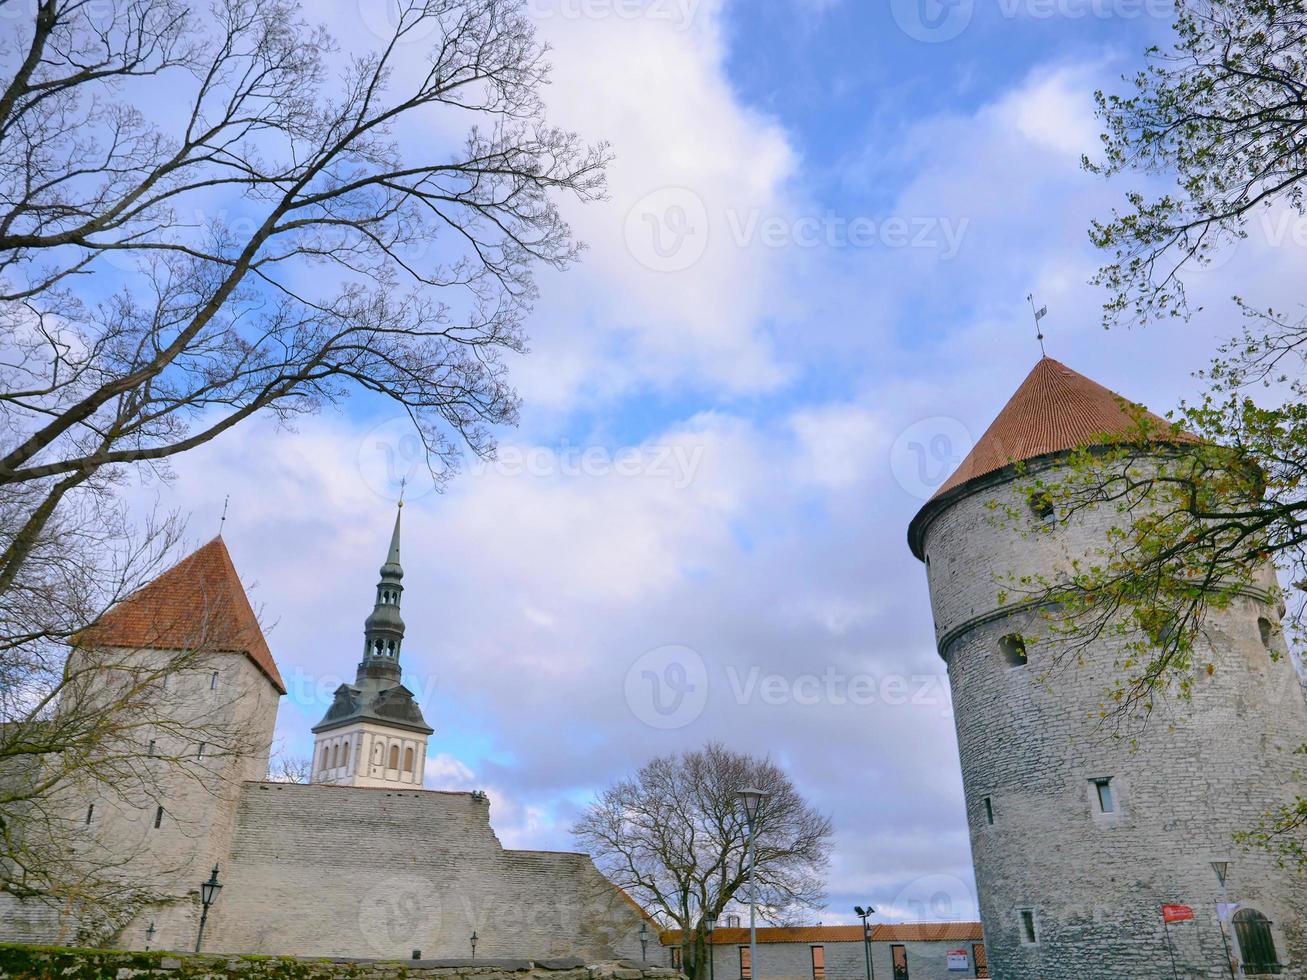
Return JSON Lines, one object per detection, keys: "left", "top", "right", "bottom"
{"left": 1258, "top": 617, "right": 1275, "bottom": 650}
{"left": 153, "top": 805, "right": 164, "bottom": 829}
{"left": 1092, "top": 778, "right": 1115, "bottom": 813}
{"left": 1019, "top": 909, "right": 1038, "bottom": 945}
{"left": 322, "top": 744, "right": 330, "bottom": 769}
{"left": 404, "top": 746, "right": 414, "bottom": 773}
{"left": 999, "top": 634, "right": 1028, "bottom": 667}
{"left": 983, "top": 796, "right": 994, "bottom": 825}
{"left": 85, "top": 803, "right": 94, "bottom": 825}
{"left": 1028, "top": 492, "right": 1055, "bottom": 523}
{"left": 210, "top": 670, "right": 218, "bottom": 690}
{"left": 388, "top": 744, "right": 400, "bottom": 770}
{"left": 148, "top": 739, "right": 156, "bottom": 757}
{"left": 196, "top": 742, "right": 206, "bottom": 760}
{"left": 342, "top": 742, "right": 350, "bottom": 770}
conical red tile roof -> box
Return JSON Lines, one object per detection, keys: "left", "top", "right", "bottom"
{"left": 77, "top": 537, "right": 285, "bottom": 693}
{"left": 908, "top": 357, "right": 1196, "bottom": 558}
{"left": 933, "top": 356, "right": 1192, "bottom": 499}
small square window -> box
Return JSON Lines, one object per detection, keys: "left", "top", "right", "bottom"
{"left": 1093, "top": 778, "right": 1115, "bottom": 814}
{"left": 983, "top": 797, "right": 994, "bottom": 825}
{"left": 1019, "top": 909, "right": 1038, "bottom": 945}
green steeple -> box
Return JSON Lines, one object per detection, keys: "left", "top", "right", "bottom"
{"left": 362, "top": 503, "right": 405, "bottom": 670}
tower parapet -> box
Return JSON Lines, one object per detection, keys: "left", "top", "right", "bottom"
{"left": 909, "top": 357, "right": 1307, "bottom": 979}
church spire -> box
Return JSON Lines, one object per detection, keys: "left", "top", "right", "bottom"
{"left": 361, "top": 503, "right": 405, "bottom": 675}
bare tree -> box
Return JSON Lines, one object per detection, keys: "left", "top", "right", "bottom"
{"left": 572, "top": 743, "right": 833, "bottom": 979}
{"left": 267, "top": 748, "right": 312, "bottom": 784}
{"left": 0, "top": 0, "right": 608, "bottom": 937}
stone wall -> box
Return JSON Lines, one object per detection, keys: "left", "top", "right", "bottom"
{"left": 0, "top": 945, "right": 678, "bottom": 980}
{"left": 193, "top": 781, "right": 646, "bottom": 962}
{"left": 917, "top": 459, "right": 1307, "bottom": 980}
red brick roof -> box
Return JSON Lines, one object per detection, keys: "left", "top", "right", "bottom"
{"left": 77, "top": 537, "right": 285, "bottom": 693}
{"left": 661, "top": 923, "right": 983, "bottom": 944}
{"left": 931, "top": 356, "right": 1193, "bottom": 500}
{"left": 930, "top": 358, "right": 1197, "bottom": 501}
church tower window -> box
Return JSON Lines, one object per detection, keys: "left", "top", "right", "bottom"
{"left": 404, "top": 746, "right": 414, "bottom": 773}
{"left": 389, "top": 744, "right": 400, "bottom": 769}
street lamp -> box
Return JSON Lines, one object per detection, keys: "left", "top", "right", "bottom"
{"left": 854, "top": 906, "right": 876, "bottom": 980}
{"left": 144, "top": 922, "right": 156, "bottom": 951}
{"left": 470, "top": 931, "right": 479, "bottom": 959}
{"left": 737, "top": 788, "right": 767, "bottom": 980}
{"left": 705, "top": 914, "right": 717, "bottom": 980}
{"left": 195, "top": 865, "right": 222, "bottom": 953}
{"left": 640, "top": 921, "right": 649, "bottom": 961}
{"left": 1212, "top": 862, "right": 1236, "bottom": 979}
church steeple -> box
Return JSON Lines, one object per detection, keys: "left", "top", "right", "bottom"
{"left": 361, "top": 503, "right": 406, "bottom": 679}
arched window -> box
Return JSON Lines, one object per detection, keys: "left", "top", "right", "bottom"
{"left": 321, "top": 744, "right": 330, "bottom": 769}
{"left": 331, "top": 743, "right": 340, "bottom": 768}
{"left": 1258, "top": 617, "right": 1275, "bottom": 650}
{"left": 404, "top": 746, "right": 414, "bottom": 773}
{"left": 1233, "top": 909, "right": 1280, "bottom": 973}
{"left": 999, "top": 634, "right": 1028, "bottom": 667}
{"left": 388, "top": 744, "right": 400, "bottom": 769}
{"left": 341, "top": 742, "right": 350, "bottom": 770}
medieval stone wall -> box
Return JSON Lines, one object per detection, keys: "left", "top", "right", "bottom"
{"left": 200, "top": 781, "right": 646, "bottom": 962}
{"left": 917, "top": 461, "right": 1307, "bottom": 980}
{"left": 0, "top": 945, "right": 678, "bottom": 980}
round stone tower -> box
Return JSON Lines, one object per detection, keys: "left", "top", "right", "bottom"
{"left": 908, "top": 357, "right": 1307, "bottom": 979}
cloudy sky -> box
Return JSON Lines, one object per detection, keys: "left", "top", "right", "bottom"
{"left": 126, "top": 0, "right": 1306, "bottom": 927}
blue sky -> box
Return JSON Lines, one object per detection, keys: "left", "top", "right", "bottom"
{"left": 133, "top": 0, "right": 1307, "bottom": 929}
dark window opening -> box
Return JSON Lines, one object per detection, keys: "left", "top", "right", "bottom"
{"left": 891, "top": 944, "right": 908, "bottom": 980}
{"left": 999, "top": 634, "right": 1028, "bottom": 667}
{"left": 1028, "top": 492, "right": 1055, "bottom": 522}
{"left": 85, "top": 804, "right": 94, "bottom": 825}
{"left": 810, "top": 946, "right": 824, "bottom": 980}
{"left": 209, "top": 670, "right": 218, "bottom": 690}
{"left": 1020, "top": 910, "right": 1037, "bottom": 945}
{"left": 153, "top": 805, "right": 164, "bottom": 829}
{"left": 196, "top": 742, "right": 206, "bottom": 760}
{"left": 1233, "top": 909, "right": 1280, "bottom": 974}
{"left": 148, "top": 739, "right": 156, "bottom": 757}
{"left": 1093, "top": 778, "right": 1115, "bottom": 813}
{"left": 738, "top": 946, "right": 751, "bottom": 980}
{"left": 983, "top": 796, "right": 994, "bottom": 825}
{"left": 1258, "top": 617, "right": 1275, "bottom": 650}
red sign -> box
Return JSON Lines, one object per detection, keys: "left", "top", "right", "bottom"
{"left": 1162, "top": 905, "right": 1195, "bottom": 923}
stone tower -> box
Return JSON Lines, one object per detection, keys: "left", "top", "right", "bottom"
{"left": 311, "top": 503, "right": 432, "bottom": 788}
{"left": 908, "top": 357, "right": 1307, "bottom": 979}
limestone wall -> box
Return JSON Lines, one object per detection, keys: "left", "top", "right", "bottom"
{"left": 0, "top": 945, "right": 679, "bottom": 980}
{"left": 196, "top": 781, "right": 646, "bottom": 962}
{"left": 917, "top": 461, "right": 1307, "bottom": 979}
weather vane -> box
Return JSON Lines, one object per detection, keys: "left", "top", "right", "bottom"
{"left": 398, "top": 476, "right": 406, "bottom": 509}
{"left": 219, "top": 494, "right": 230, "bottom": 534}
{"left": 1027, "top": 293, "right": 1048, "bottom": 356}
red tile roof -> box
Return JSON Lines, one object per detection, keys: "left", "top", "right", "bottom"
{"left": 661, "top": 923, "right": 983, "bottom": 944}
{"left": 76, "top": 537, "right": 285, "bottom": 693}
{"left": 932, "top": 356, "right": 1193, "bottom": 500}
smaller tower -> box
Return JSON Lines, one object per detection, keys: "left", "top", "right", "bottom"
{"left": 311, "top": 504, "right": 432, "bottom": 788}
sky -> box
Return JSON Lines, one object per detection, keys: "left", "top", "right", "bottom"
{"left": 121, "top": 0, "right": 1307, "bottom": 928}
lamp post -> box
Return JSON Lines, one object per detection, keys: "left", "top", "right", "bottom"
{"left": 854, "top": 906, "right": 875, "bottom": 980}
{"left": 144, "top": 922, "right": 156, "bottom": 952}
{"left": 194, "top": 865, "right": 222, "bottom": 953}
{"left": 705, "top": 914, "right": 717, "bottom": 980}
{"left": 470, "top": 931, "right": 478, "bottom": 959}
{"left": 1212, "top": 862, "right": 1236, "bottom": 980}
{"left": 737, "top": 788, "right": 767, "bottom": 980}
{"left": 640, "top": 921, "right": 649, "bottom": 961}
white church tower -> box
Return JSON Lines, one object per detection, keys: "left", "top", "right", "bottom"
{"left": 311, "top": 504, "right": 432, "bottom": 788}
